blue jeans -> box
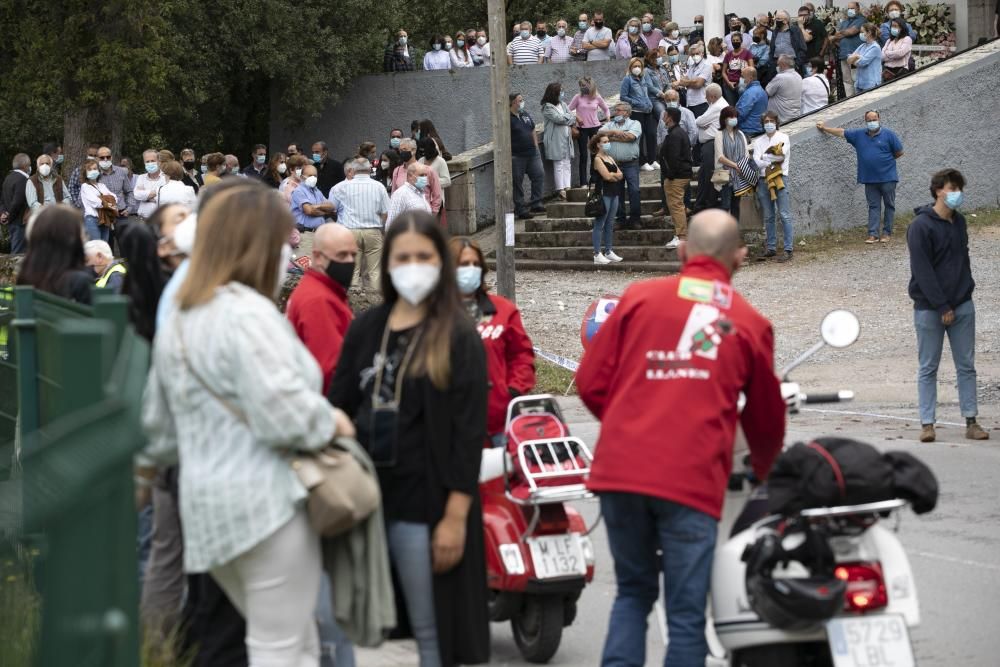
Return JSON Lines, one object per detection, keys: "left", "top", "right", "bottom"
{"left": 719, "top": 183, "right": 740, "bottom": 220}
{"left": 756, "top": 179, "right": 794, "bottom": 252}
{"left": 599, "top": 492, "right": 717, "bottom": 667}
{"left": 9, "top": 222, "right": 27, "bottom": 254}
{"left": 84, "top": 215, "right": 110, "bottom": 243}
{"left": 594, "top": 194, "right": 619, "bottom": 254}
{"left": 137, "top": 504, "right": 154, "bottom": 589}
{"left": 512, "top": 152, "right": 545, "bottom": 215}
{"left": 864, "top": 182, "right": 896, "bottom": 237}
{"left": 914, "top": 300, "right": 978, "bottom": 425}
{"left": 616, "top": 161, "right": 641, "bottom": 224}
{"left": 317, "top": 573, "right": 355, "bottom": 667}
{"left": 387, "top": 521, "right": 440, "bottom": 667}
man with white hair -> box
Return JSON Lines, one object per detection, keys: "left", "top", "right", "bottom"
{"left": 26, "top": 154, "right": 68, "bottom": 210}
{"left": 766, "top": 54, "right": 804, "bottom": 124}
{"left": 387, "top": 162, "right": 431, "bottom": 228}
{"left": 675, "top": 43, "right": 712, "bottom": 117}
{"left": 85, "top": 239, "right": 127, "bottom": 293}
{"left": 329, "top": 157, "right": 390, "bottom": 290}
{"left": 693, "top": 83, "right": 727, "bottom": 212}
{"left": 134, "top": 149, "right": 165, "bottom": 220}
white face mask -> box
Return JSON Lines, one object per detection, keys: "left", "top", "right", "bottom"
{"left": 39, "top": 164, "right": 52, "bottom": 177}
{"left": 295, "top": 168, "right": 303, "bottom": 178}
{"left": 304, "top": 175, "right": 318, "bottom": 188}
{"left": 670, "top": 30, "right": 680, "bottom": 38}
{"left": 692, "top": 54, "right": 703, "bottom": 64}
{"left": 172, "top": 213, "right": 198, "bottom": 255}
{"left": 631, "top": 66, "right": 642, "bottom": 76}
{"left": 477, "top": 36, "right": 487, "bottom": 45}
{"left": 98, "top": 159, "right": 112, "bottom": 170}
{"left": 275, "top": 243, "right": 292, "bottom": 296}
{"left": 390, "top": 263, "right": 441, "bottom": 306}
{"left": 277, "top": 163, "right": 287, "bottom": 174}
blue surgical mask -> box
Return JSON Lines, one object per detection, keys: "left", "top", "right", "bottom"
{"left": 390, "top": 137, "right": 401, "bottom": 148}
{"left": 557, "top": 28, "right": 566, "bottom": 37}
{"left": 456, "top": 265, "right": 483, "bottom": 294}
{"left": 520, "top": 30, "right": 530, "bottom": 39}
{"left": 255, "top": 154, "right": 266, "bottom": 165}
{"left": 144, "top": 161, "right": 158, "bottom": 174}
{"left": 738, "top": 79, "right": 747, "bottom": 92}
{"left": 578, "top": 21, "right": 587, "bottom": 30}
{"left": 200, "top": 164, "right": 208, "bottom": 174}
{"left": 614, "top": 115, "right": 625, "bottom": 123}
{"left": 726, "top": 118, "right": 738, "bottom": 128}
{"left": 399, "top": 36, "right": 408, "bottom": 45}
{"left": 665, "top": 101, "right": 679, "bottom": 109}
{"left": 457, "top": 39, "right": 465, "bottom": 47}
{"left": 628, "top": 26, "right": 638, "bottom": 34}
{"left": 56, "top": 154, "right": 65, "bottom": 164}
{"left": 847, "top": 8, "right": 857, "bottom": 17}
{"left": 804, "top": 66, "right": 813, "bottom": 76}
{"left": 86, "top": 169, "right": 100, "bottom": 180}
{"left": 669, "top": 55, "right": 679, "bottom": 64}
{"left": 866, "top": 120, "right": 880, "bottom": 132}
{"left": 764, "top": 122, "right": 777, "bottom": 134}
{"left": 890, "top": 27, "right": 900, "bottom": 37}
{"left": 518, "top": 101, "right": 525, "bottom": 111}
{"left": 656, "top": 56, "right": 664, "bottom": 65}
{"left": 415, "top": 175, "right": 428, "bottom": 190}
{"left": 944, "top": 191, "right": 964, "bottom": 210}
{"left": 559, "top": 90, "right": 565, "bottom": 100}
{"left": 433, "top": 43, "right": 442, "bottom": 51}
{"left": 642, "top": 23, "right": 652, "bottom": 33}
{"left": 312, "top": 153, "right": 322, "bottom": 163}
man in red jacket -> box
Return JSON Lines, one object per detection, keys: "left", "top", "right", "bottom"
{"left": 576, "top": 209, "right": 786, "bottom": 667}
{"left": 287, "top": 223, "right": 358, "bottom": 393}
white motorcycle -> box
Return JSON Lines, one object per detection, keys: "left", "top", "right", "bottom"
{"left": 706, "top": 310, "right": 921, "bottom": 667}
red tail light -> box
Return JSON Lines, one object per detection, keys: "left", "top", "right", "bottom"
{"left": 534, "top": 504, "right": 569, "bottom": 535}
{"left": 834, "top": 562, "right": 888, "bottom": 612}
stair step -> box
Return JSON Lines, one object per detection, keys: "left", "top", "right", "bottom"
{"left": 566, "top": 183, "right": 663, "bottom": 202}
{"left": 487, "top": 258, "right": 681, "bottom": 273}
{"left": 525, "top": 215, "right": 667, "bottom": 232}
{"left": 511, "top": 245, "right": 680, "bottom": 262}
{"left": 517, "top": 229, "right": 674, "bottom": 247}
{"left": 546, "top": 199, "right": 664, "bottom": 218}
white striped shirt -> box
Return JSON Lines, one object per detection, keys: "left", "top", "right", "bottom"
{"left": 141, "top": 283, "right": 337, "bottom": 572}
{"left": 329, "top": 174, "right": 390, "bottom": 229}
{"left": 506, "top": 36, "right": 544, "bottom": 64}
{"left": 386, "top": 183, "right": 431, "bottom": 228}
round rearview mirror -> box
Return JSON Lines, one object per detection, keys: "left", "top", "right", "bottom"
{"left": 820, "top": 309, "right": 860, "bottom": 349}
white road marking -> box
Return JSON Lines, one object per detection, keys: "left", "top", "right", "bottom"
{"left": 910, "top": 551, "right": 1000, "bottom": 572}
{"left": 800, "top": 407, "right": 965, "bottom": 428}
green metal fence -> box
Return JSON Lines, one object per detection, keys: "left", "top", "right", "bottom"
{"left": 0, "top": 286, "right": 149, "bottom": 667}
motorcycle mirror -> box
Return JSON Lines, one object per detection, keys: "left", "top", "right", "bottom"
{"left": 820, "top": 310, "right": 860, "bottom": 349}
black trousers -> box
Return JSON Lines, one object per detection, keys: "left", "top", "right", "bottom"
{"left": 694, "top": 140, "right": 718, "bottom": 212}
{"left": 576, "top": 126, "right": 600, "bottom": 186}
{"left": 182, "top": 574, "right": 248, "bottom": 667}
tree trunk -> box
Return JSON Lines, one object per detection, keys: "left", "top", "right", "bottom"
{"left": 105, "top": 100, "right": 125, "bottom": 159}
{"left": 663, "top": 0, "right": 672, "bottom": 21}
{"left": 63, "top": 107, "right": 94, "bottom": 179}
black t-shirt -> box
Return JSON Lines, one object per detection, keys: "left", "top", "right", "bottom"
{"left": 355, "top": 326, "right": 429, "bottom": 523}
{"left": 806, "top": 17, "right": 828, "bottom": 58}
{"left": 510, "top": 111, "right": 538, "bottom": 157}
{"left": 316, "top": 157, "right": 344, "bottom": 197}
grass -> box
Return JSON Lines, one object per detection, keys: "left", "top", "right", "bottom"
{"left": 535, "top": 358, "right": 578, "bottom": 396}
{"left": 0, "top": 548, "right": 40, "bottom": 667}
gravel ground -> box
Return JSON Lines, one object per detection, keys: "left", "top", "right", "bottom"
{"left": 511, "top": 222, "right": 1000, "bottom": 414}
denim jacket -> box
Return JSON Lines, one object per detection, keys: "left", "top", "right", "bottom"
{"left": 620, "top": 73, "right": 653, "bottom": 113}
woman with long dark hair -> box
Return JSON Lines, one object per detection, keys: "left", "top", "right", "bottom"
{"left": 119, "top": 216, "right": 170, "bottom": 341}
{"left": 540, "top": 81, "right": 576, "bottom": 199}
{"left": 377, "top": 149, "right": 403, "bottom": 193}
{"left": 417, "top": 119, "right": 452, "bottom": 161}
{"left": 16, "top": 204, "right": 93, "bottom": 304}
{"left": 329, "top": 210, "right": 489, "bottom": 667}
{"left": 264, "top": 152, "right": 288, "bottom": 188}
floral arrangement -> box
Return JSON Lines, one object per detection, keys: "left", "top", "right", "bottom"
{"left": 816, "top": 3, "right": 955, "bottom": 47}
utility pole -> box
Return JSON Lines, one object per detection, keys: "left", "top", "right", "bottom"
{"left": 487, "top": 0, "right": 516, "bottom": 301}
{"left": 663, "top": 0, "right": 672, "bottom": 20}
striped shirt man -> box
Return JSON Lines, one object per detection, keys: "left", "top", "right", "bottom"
{"left": 329, "top": 173, "right": 390, "bottom": 229}
{"left": 506, "top": 35, "right": 544, "bottom": 65}
{"left": 98, "top": 165, "right": 136, "bottom": 216}
{"left": 386, "top": 182, "right": 431, "bottom": 228}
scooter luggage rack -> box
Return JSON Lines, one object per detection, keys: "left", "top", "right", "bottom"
{"left": 506, "top": 436, "right": 595, "bottom": 505}
{"left": 798, "top": 498, "right": 906, "bottom": 518}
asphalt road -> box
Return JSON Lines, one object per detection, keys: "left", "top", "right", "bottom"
{"left": 358, "top": 397, "right": 1000, "bottom": 667}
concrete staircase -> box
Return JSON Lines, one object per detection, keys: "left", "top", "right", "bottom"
{"left": 497, "top": 177, "right": 683, "bottom": 272}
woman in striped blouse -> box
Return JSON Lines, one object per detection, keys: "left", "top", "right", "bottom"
{"left": 142, "top": 181, "right": 354, "bottom": 666}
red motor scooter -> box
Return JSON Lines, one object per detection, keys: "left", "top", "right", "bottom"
{"left": 479, "top": 394, "right": 597, "bottom": 663}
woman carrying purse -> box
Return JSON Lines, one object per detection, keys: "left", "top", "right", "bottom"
{"left": 80, "top": 157, "right": 118, "bottom": 243}
{"left": 714, "top": 106, "right": 750, "bottom": 221}
{"left": 590, "top": 134, "right": 624, "bottom": 265}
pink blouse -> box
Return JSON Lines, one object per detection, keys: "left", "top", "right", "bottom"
{"left": 568, "top": 94, "right": 611, "bottom": 129}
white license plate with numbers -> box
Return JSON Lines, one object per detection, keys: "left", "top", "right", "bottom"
{"left": 526, "top": 534, "right": 586, "bottom": 579}
{"left": 826, "top": 614, "right": 915, "bottom": 667}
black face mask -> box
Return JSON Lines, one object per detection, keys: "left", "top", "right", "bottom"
{"left": 594, "top": 21, "right": 603, "bottom": 29}
{"left": 536, "top": 30, "right": 547, "bottom": 39}
{"left": 183, "top": 160, "right": 195, "bottom": 170}
{"left": 324, "top": 259, "right": 355, "bottom": 290}
{"left": 775, "top": 20, "right": 785, "bottom": 29}
{"left": 732, "top": 41, "right": 742, "bottom": 49}
{"left": 399, "top": 150, "right": 412, "bottom": 162}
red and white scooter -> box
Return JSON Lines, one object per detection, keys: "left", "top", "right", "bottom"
{"left": 478, "top": 395, "right": 597, "bottom": 663}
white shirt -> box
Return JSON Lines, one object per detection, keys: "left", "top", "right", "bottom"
{"left": 157, "top": 180, "right": 197, "bottom": 208}
{"left": 752, "top": 131, "right": 791, "bottom": 177}
{"left": 657, "top": 36, "right": 688, "bottom": 54}
{"left": 80, "top": 180, "right": 116, "bottom": 217}
{"left": 695, "top": 97, "right": 728, "bottom": 144}
{"left": 134, "top": 172, "right": 166, "bottom": 219}
{"left": 684, "top": 59, "right": 713, "bottom": 107}
{"left": 800, "top": 74, "right": 830, "bottom": 114}
{"left": 386, "top": 183, "right": 431, "bottom": 228}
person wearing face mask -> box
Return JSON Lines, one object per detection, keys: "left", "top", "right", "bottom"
{"left": 800, "top": 56, "right": 831, "bottom": 114}
{"left": 721, "top": 33, "right": 751, "bottom": 105}
{"left": 506, "top": 21, "right": 544, "bottom": 65}
{"left": 384, "top": 28, "right": 416, "bottom": 72}
{"left": 387, "top": 128, "right": 405, "bottom": 159}
{"left": 179, "top": 148, "right": 202, "bottom": 194}
{"left": 688, "top": 15, "right": 705, "bottom": 46}
{"left": 817, "top": 110, "right": 903, "bottom": 243}
{"left": 286, "top": 223, "right": 359, "bottom": 393}
{"left": 263, "top": 152, "right": 288, "bottom": 188}
{"left": 693, "top": 84, "right": 727, "bottom": 212}
{"left": 224, "top": 154, "right": 243, "bottom": 179}
{"left": 201, "top": 152, "right": 227, "bottom": 187}
{"left": 576, "top": 209, "right": 784, "bottom": 667}
{"left": 291, "top": 164, "right": 338, "bottom": 233}
{"left": 42, "top": 142, "right": 64, "bottom": 174}
{"left": 142, "top": 184, "right": 357, "bottom": 667}
{"left": 769, "top": 10, "right": 807, "bottom": 72}
{"left": 330, "top": 210, "right": 490, "bottom": 667}
{"left": 639, "top": 12, "right": 663, "bottom": 52}
{"left": 1, "top": 153, "right": 32, "bottom": 253}
{"left": 724, "top": 17, "right": 752, "bottom": 52}
{"left": 589, "top": 133, "right": 624, "bottom": 264}
{"left": 831, "top": 1, "right": 866, "bottom": 97}
{"left": 330, "top": 157, "right": 390, "bottom": 291}
{"left": 449, "top": 236, "right": 536, "bottom": 444}
{"left": 80, "top": 157, "right": 118, "bottom": 242}
{"left": 387, "top": 162, "right": 433, "bottom": 228}
{"left": 449, "top": 31, "right": 474, "bottom": 68}
{"left": 658, "top": 107, "right": 693, "bottom": 249}
{"left": 748, "top": 26, "right": 773, "bottom": 85}
{"left": 66, "top": 142, "right": 100, "bottom": 209}
{"left": 617, "top": 17, "right": 648, "bottom": 59}
{"left": 470, "top": 30, "right": 491, "bottom": 65}
{"left": 241, "top": 144, "right": 268, "bottom": 179}
{"left": 583, "top": 11, "right": 613, "bottom": 60}
{"left": 600, "top": 101, "right": 643, "bottom": 230}
{"left": 657, "top": 21, "right": 687, "bottom": 55}
{"left": 753, "top": 111, "right": 794, "bottom": 261}
{"left": 568, "top": 77, "right": 610, "bottom": 187}
{"left": 544, "top": 19, "right": 573, "bottom": 63}
{"left": 906, "top": 168, "right": 989, "bottom": 444}
{"left": 534, "top": 21, "right": 551, "bottom": 46}
{"left": 676, "top": 44, "right": 713, "bottom": 117}
{"left": 881, "top": 18, "right": 913, "bottom": 80}
{"left": 655, "top": 89, "right": 697, "bottom": 165}
{"left": 620, "top": 58, "right": 656, "bottom": 170}
{"left": 311, "top": 141, "right": 345, "bottom": 196}
{"left": 765, "top": 54, "right": 803, "bottom": 124}
{"left": 643, "top": 50, "right": 671, "bottom": 129}
{"left": 798, "top": 5, "right": 828, "bottom": 61}
{"left": 84, "top": 239, "right": 127, "bottom": 293}
{"left": 713, "top": 107, "right": 751, "bottom": 221}
{"left": 879, "top": 1, "right": 917, "bottom": 45}
{"left": 845, "top": 22, "right": 883, "bottom": 93}
{"left": 540, "top": 82, "right": 577, "bottom": 199}
{"left": 570, "top": 13, "right": 590, "bottom": 61}
{"left": 735, "top": 67, "right": 768, "bottom": 135}
{"left": 26, "top": 154, "right": 68, "bottom": 212}
{"left": 508, "top": 93, "right": 546, "bottom": 220}
{"left": 391, "top": 138, "right": 444, "bottom": 216}
{"left": 424, "top": 34, "right": 453, "bottom": 70}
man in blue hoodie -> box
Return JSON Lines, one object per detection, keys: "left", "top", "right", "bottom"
{"left": 905, "top": 168, "right": 988, "bottom": 443}
{"left": 736, "top": 67, "right": 768, "bottom": 136}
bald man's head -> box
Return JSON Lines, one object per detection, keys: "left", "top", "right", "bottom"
{"left": 680, "top": 210, "right": 745, "bottom": 274}
{"left": 312, "top": 223, "right": 359, "bottom": 275}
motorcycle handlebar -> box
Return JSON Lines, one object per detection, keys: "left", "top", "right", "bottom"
{"left": 801, "top": 390, "right": 855, "bottom": 404}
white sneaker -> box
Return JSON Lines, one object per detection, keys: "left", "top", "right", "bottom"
{"left": 651, "top": 161, "right": 660, "bottom": 170}
{"left": 594, "top": 253, "right": 611, "bottom": 265}
{"left": 665, "top": 236, "right": 681, "bottom": 249}
{"left": 641, "top": 163, "right": 654, "bottom": 172}
{"left": 605, "top": 251, "right": 624, "bottom": 263}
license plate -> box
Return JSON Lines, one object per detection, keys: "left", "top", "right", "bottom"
{"left": 826, "top": 614, "right": 915, "bottom": 667}
{"left": 526, "top": 534, "right": 586, "bottom": 579}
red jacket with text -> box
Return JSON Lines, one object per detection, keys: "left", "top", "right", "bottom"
{"left": 286, "top": 270, "right": 353, "bottom": 394}
{"left": 474, "top": 293, "right": 537, "bottom": 435}
{"left": 576, "top": 256, "right": 785, "bottom": 519}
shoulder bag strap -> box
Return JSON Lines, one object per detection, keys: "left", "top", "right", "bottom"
{"left": 174, "top": 316, "right": 247, "bottom": 423}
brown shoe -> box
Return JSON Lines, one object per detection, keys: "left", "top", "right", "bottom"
{"left": 966, "top": 422, "right": 990, "bottom": 440}
{"left": 919, "top": 424, "right": 936, "bottom": 443}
